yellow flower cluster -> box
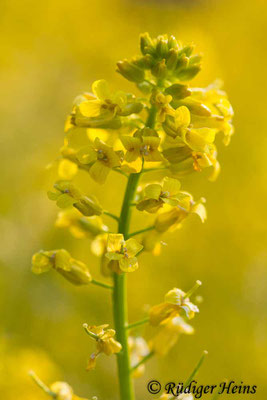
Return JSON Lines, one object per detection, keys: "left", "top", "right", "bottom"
{"left": 31, "top": 32, "right": 234, "bottom": 399}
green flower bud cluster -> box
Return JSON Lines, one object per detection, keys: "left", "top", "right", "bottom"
{"left": 117, "top": 33, "right": 202, "bottom": 88}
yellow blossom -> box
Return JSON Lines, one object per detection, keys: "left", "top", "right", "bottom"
{"left": 149, "top": 282, "right": 201, "bottom": 326}
{"left": 152, "top": 92, "right": 174, "bottom": 123}
{"left": 85, "top": 324, "right": 122, "bottom": 370}
{"left": 105, "top": 233, "right": 143, "bottom": 272}
{"left": 77, "top": 137, "right": 121, "bottom": 184}
{"left": 137, "top": 177, "right": 188, "bottom": 213}
{"left": 154, "top": 195, "right": 206, "bottom": 233}
{"left": 32, "top": 249, "right": 92, "bottom": 285}
{"left": 48, "top": 181, "right": 103, "bottom": 216}
{"left": 121, "top": 127, "right": 163, "bottom": 171}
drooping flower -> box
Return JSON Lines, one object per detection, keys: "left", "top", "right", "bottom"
{"left": 154, "top": 196, "right": 206, "bottom": 232}
{"left": 136, "top": 177, "right": 188, "bottom": 213}
{"left": 77, "top": 137, "right": 121, "bottom": 184}
{"left": 48, "top": 181, "right": 103, "bottom": 216}
{"left": 105, "top": 233, "right": 143, "bottom": 272}
{"left": 149, "top": 281, "right": 201, "bottom": 326}
{"left": 85, "top": 324, "right": 122, "bottom": 370}
{"left": 32, "top": 249, "right": 92, "bottom": 285}
{"left": 149, "top": 316, "right": 194, "bottom": 356}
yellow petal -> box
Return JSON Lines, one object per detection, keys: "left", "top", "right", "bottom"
{"left": 119, "top": 257, "right": 139, "bottom": 272}
{"left": 145, "top": 183, "right": 162, "bottom": 200}
{"left": 92, "top": 79, "right": 110, "bottom": 100}
{"left": 162, "top": 177, "right": 181, "bottom": 196}
{"left": 174, "top": 106, "right": 190, "bottom": 129}
{"left": 79, "top": 100, "right": 102, "bottom": 117}
{"left": 89, "top": 160, "right": 110, "bottom": 184}
{"left": 107, "top": 233, "right": 124, "bottom": 253}
{"left": 125, "top": 238, "right": 143, "bottom": 257}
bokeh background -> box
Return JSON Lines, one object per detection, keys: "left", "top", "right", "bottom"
{"left": 1, "top": 0, "right": 267, "bottom": 398}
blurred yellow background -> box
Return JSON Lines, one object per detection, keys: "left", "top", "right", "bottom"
{"left": 1, "top": 0, "right": 267, "bottom": 398}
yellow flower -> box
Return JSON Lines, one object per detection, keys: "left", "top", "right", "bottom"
{"left": 50, "top": 381, "right": 88, "bottom": 400}
{"left": 162, "top": 106, "right": 191, "bottom": 138}
{"left": 105, "top": 233, "right": 143, "bottom": 272}
{"left": 149, "top": 316, "right": 194, "bottom": 356}
{"left": 48, "top": 181, "right": 103, "bottom": 216}
{"left": 149, "top": 282, "right": 201, "bottom": 326}
{"left": 121, "top": 127, "right": 163, "bottom": 171}
{"left": 162, "top": 80, "right": 233, "bottom": 180}
{"left": 71, "top": 80, "right": 143, "bottom": 129}
{"left": 137, "top": 177, "right": 188, "bottom": 213}
{"left": 129, "top": 336, "right": 150, "bottom": 378}
{"left": 77, "top": 137, "right": 121, "bottom": 184}
{"left": 154, "top": 196, "right": 206, "bottom": 232}
{"left": 152, "top": 92, "right": 174, "bottom": 123}
{"left": 31, "top": 249, "right": 92, "bottom": 285}
{"left": 85, "top": 324, "right": 122, "bottom": 371}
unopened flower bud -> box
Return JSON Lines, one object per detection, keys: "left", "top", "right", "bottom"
{"left": 117, "top": 60, "right": 145, "bottom": 83}
{"left": 151, "top": 60, "right": 167, "bottom": 80}
{"left": 166, "top": 48, "right": 179, "bottom": 71}
{"left": 140, "top": 32, "right": 154, "bottom": 55}
{"left": 165, "top": 83, "right": 191, "bottom": 100}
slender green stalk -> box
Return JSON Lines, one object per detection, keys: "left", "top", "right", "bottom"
{"left": 91, "top": 279, "right": 113, "bottom": 290}
{"left": 103, "top": 211, "right": 120, "bottom": 222}
{"left": 184, "top": 350, "right": 208, "bottom": 386}
{"left": 83, "top": 323, "right": 99, "bottom": 340}
{"left": 29, "top": 371, "right": 56, "bottom": 398}
{"left": 113, "top": 173, "right": 141, "bottom": 400}
{"left": 128, "top": 226, "right": 155, "bottom": 238}
{"left": 112, "top": 104, "right": 156, "bottom": 400}
{"left": 131, "top": 351, "right": 154, "bottom": 372}
{"left": 126, "top": 317, "right": 149, "bottom": 330}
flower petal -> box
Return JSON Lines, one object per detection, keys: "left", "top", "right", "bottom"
{"left": 107, "top": 233, "right": 124, "bottom": 253}
{"left": 89, "top": 160, "right": 110, "bottom": 184}
{"left": 125, "top": 238, "right": 143, "bottom": 257}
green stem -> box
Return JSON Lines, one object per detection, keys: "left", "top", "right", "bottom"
{"left": 113, "top": 173, "right": 141, "bottom": 400}
{"left": 29, "top": 371, "right": 56, "bottom": 398}
{"left": 103, "top": 211, "right": 120, "bottom": 222}
{"left": 128, "top": 226, "right": 155, "bottom": 238}
{"left": 126, "top": 317, "right": 149, "bottom": 330}
{"left": 184, "top": 350, "right": 208, "bottom": 386}
{"left": 91, "top": 279, "right": 113, "bottom": 290}
{"left": 83, "top": 323, "right": 99, "bottom": 340}
{"left": 131, "top": 351, "right": 154, "bottom": 372}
